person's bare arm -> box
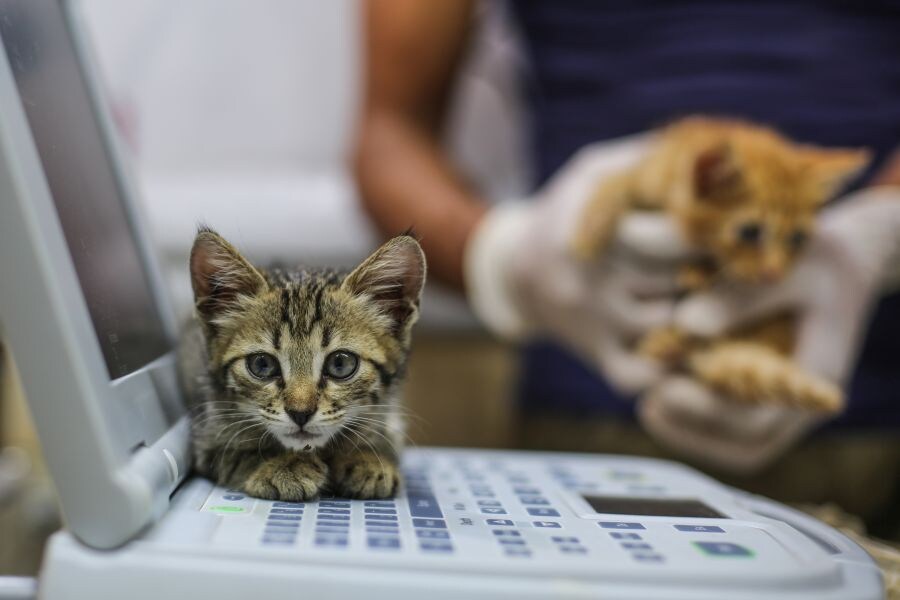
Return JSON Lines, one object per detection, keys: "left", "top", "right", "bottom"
{"left": 354, "top": 0, "right": 485, "bottom": 291}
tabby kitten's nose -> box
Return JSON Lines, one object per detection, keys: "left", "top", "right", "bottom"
{"left": 286, "top": 409, "right": 314, "bottom": 428}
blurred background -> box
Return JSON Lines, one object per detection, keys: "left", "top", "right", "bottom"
{"left": 0, "top": 0, "right": 529, "bottom": 575}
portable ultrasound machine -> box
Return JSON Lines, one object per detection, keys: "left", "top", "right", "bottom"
{"left": 0, "top": 1, "right": 885, "bottom": 598}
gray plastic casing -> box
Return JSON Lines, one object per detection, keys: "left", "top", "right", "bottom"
{"left": 0, "top": 0, "right": 190, "bottom": 549}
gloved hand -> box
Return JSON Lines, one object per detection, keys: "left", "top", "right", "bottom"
{"left": 639, "top": 186, "right": 900, "bottom": 473}
{"left": 465, "top": 135, "right": 694, "bottom": 394}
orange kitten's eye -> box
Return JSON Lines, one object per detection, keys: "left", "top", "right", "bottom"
{"left": 788, "top": 229, "right": 808, "bottom": 251}
{"left": 736, "top": 222, "right": 763, "bottom": 245}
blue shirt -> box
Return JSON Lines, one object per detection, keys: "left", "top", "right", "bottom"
{"left": 510, "top": 0, "right": 900, "bottom": 429}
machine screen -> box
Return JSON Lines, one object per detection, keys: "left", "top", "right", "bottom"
{"left": 582, "top": 495, "right": 726, "bottom": 518}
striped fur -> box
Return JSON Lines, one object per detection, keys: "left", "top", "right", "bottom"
{"left": 179, "top": 229, "right": 425, "bottom": 500}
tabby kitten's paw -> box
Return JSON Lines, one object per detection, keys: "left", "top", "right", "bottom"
{"left": 638, "top": 327, "right": 690, "bottom": 367}
{"left": 330, "top": 452, "right": 400, "bottom": 499}
{"left": 242, "top": 453, "right": 328, "bottom": 501}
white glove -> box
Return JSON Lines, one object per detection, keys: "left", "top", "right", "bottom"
{"left": 465, "top": 135, "right": 694, "bottom": 394}
{"left": 639, "top": 186, "right": 900, "bottom": 473}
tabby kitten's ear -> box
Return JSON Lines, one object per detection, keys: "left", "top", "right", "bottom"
{"left": 692, "top": 141, "right": 743, "bottom": 203}
{"left": 343, "top": 234, "right": 426, "bottom": 333}
{"left": 189, "top": 228, "right": 268, "bottom": 323}
{"left": 795, "top": 146, "right": 871, "bottom": 203}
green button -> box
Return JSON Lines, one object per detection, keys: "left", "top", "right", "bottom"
{"left": 208, "top": 505, "right": 245, "bottom": 513}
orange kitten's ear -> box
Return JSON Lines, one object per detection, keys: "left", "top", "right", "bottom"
{"left": 796, "top": 146, "right": 871, "bottom": 203}
{"left": 693, "top": 141, "right": 743, "bottom": 203}
{"left": 190, "top": 228, "right": 268, "bottom": 322}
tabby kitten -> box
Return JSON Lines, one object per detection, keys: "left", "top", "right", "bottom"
{"left": 179, "top": 229, "right": 425, "bottom": 500}
{"left": 573, "top": 116, "right": 870, "bottom": 413}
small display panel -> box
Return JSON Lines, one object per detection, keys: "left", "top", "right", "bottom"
{"left": 582, "top": 495, "right": 726, "bottom": 518}
{"left": 0, "top": 0, "right": 170, "bottom": 379}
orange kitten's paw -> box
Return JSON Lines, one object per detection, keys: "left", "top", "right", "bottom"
{"left": 638, "top": 328, "right": 689, "bottom": 366}
{"left": 790, "top": 378, "right": 844, "bottom": 414}
{"left": 330, "top": 452, "right": 400, "bottom": 499}
{"left": 242, "top": 453, "right": 328, "bottom": 501}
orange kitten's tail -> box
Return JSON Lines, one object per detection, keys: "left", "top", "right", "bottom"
{"left": 687, "top": 342, "right": 843, "bottom": 413}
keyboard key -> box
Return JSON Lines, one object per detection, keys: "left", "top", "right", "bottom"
{"left": 316, "top": 520, "right": 349, "bottom": 528}
{"left": 407, "top": 493, "right": 443, "bottom": 519}
{"left": 477, "top": 500, "right": 502, "bottom": 507}
{"left": 319, "top": 501, "right": 351, "bottom": 508}
{"left": 481, "top": 507, "right": 508, "bottom": 515}
{"left": 416, "top": 529, "right": 450, "bottom": 539}
{"left": 261, "top": 535, "right": 294, "bottom": 545}
{"left": 365, "top": 515, "right": 398, "bottom": 522}
{"left": 420, "top": 541, "right": 454, "bottom": 553}
{"left": 693, "top": 542, "right": 753, "bottom": 557}
{"left": 486, "top": 519, "right": 514, "bottom": 527}
{"left": 609, "top": 532, "right": 641, "bottom": 540}
{"left": 622, "top": 542, "right": 652, "bottom": 550}
{"left": 498, "top": 538, "right": 526, "bottom": 546}
{"left": 364, "top": 508, "right": 397, "bottom": 515}
{"left": 317, "top": 508, "right": 350, "bottom": 515}
{"left": 551, "top": 536, "right": 579, "bottom": 544}
{"left": 504, "top": 549, "right": 532, "bottom": 557}
{"left": 512, "top": 486, "right": 540, "bottom": 495}
{"left": 519, "top": 497, "right": 550, "bottom": 506}
{"left": 472, "top": 490, "right": 495, "bottom": 498}
{"left": 412, "top": 518, "right": 447, "bottom": 529}
{"left": 560, "top": 546, "right": 587, "bottom": 554}
{"left": 367, "top": 537, "right": 401, "bottom": 549}
{"left": 273, "top": 501, "right": 305, "bottom": 508}
{"left": 315, "top": 536, "right": 348, "bottom": 547}
{"left": 533, "top": 521, "right": 561, "bottom": 528}
{"left": 222, "top": 494, "right": 245, "bottom": 501}
{"left": 268, "top": 514, "right": 302, "bottom": 521}
{"left": 633, "top": 553, "right": 665, "bottom": 563}
{"left": 492, "top": 529, "right": 521, "bottom": 537}
{"left": 317, "top": 514, "right": 350, "bottom": 521}
{"left": 599, "top": 522, "right": 645, "bottom": 530}
{"left": 270, "top": 508, "right": 304, "bottom": 515}
{"left": 366, "top": 526, "right": 400, "bottom": 534}
{"left": 364, "top": 501, "right": 395, "bottom": 507}
{"left": 675, "top": 525, "right": 725, "bottom": 533}
{"left": 527, "top": 508, "right": 560, "bottom": 517}
{"left": 315, "top": 527, "right": 349, "bottom": 534}
{"left": 265, "top": 520, "right": 300, "bottom": 529}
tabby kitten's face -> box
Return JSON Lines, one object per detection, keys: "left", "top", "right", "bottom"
{"left": 681, "top": 125, "right": 869, "bottom": 283}
{"left": 189, "top": 231, "right": 425, "bottom": 452}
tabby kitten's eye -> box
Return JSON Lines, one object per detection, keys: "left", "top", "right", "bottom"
{"left": 736, "top": 221, "right": 763, "bottom": 245}
{"left": 788, "top": 229, "right": 808, "bottom": 251}
{"left": 246, "top": 353, "right": 281, "bottom": 379}
{"left": 324, "top": 350, "right": 359, "bottom": 380}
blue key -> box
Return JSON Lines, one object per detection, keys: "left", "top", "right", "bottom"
{"left": 412, "top": 518, "right": 447, "bottom": 529}
{"left": 551, "top": 536, "right": 579, "bottom": 543}
{"left": 504, "top": 549, "right": 532, "bottom": 557}
{"left": 319, "top": 501, "right": 351, "bottom": 508}
{"left": 416, "top": 529, "right": 450, "bottom": 539}
{"left": 675, "top": 525, "right": 725, "bottom": 533}
{"left": 513, "top": 486, "right": 540, "bottom": 495}
{"left": 420, "top": 541, "right": 454, "bottom": 552}
{"left": 261, "top": 535, "right": 294, "bottom": 545}
{"left": 520, "top": 497, "right": 550, "bottom": 506}
{"left": 270, "top": 508, "right": 303, "bottom": 515}
{"left": 318, "top": 514, "right": 350, "bottom": 521}
{"left": 365, "top": 501, "right": 395, "bottom": 507}
{"left": 622, "top": 542, "right": 653, "bottom": 550}
{"left": 268, "top": 514, "right": 302, "bottom": 521}
{"left": 633, "top": 553, "right": 665, "bottom": 563}
{"left": 507, "top": 475, "right": 530, "bottom": 484}
{"left": 222, "top": 494, "right": 245, "bottom": 501}
{"left": 365, "top": 508, "right": 397, "bottom": 515}
{"left": 316, "top": 520, "right": 349, "bottom": 528}
{"left": 315, "top": 536, "right": 348, "bottom": 547}
{"left": 486, "top": 519, "right": 514, "bottom": 526}
{"left": 533, "top": 521, "right": 561, "bottom": 528}
{"left": 367, "top": 537, "right": 401, "bottom": 549}
{"left": 477, "top": 500, "right": 502, "bottom": 507}
{"left": 315, "top": 526, "right": 349, "bottom": 534}
{"left": 560, "top": 546, "right": 587, "bottom": 554}
{"left": 273, "top": 502, "right": 305, "bottom": 508}
{"left": 317, "top": 508, "right": 350, "bottom": 515}
{"left": 481, "top": 507, "right": 508, "bottom": 515}
{"left": 492, "top": 529, "right": 521, "bottom": 537}
{"left": 693, "top": 542, "right": 753, "bottom": 557}
{"left": 498, "top": 538, "right": 526, "bottom": 546}
{"left": 599, "top": 522, "right": 645, "bottom": 530}
{"left": 365, "top": 515, "right": 398, "bottom": 522}
{"left": 407, "top": 494, "right": 443, "bottom": 519}
{"left": 472, "top": 490, "right": 495, "bottom": 498}
{"left": 366, "top": 526, "right": 399, "bottom": 534}
{"left": 265, "top": 520, "right": 300, "bottom": 529}
{"left": 610, "top": 532, "right": 641, "bottom": 540}
{"left": 527, "top": 508, "right": 560, "bottom": 517}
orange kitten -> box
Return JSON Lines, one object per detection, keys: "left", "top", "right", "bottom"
{"left": 573, "top": 116, "right": 870, "bottom": 413}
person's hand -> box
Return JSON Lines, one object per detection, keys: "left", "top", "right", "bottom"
{"left": 465, "top": 135, "right": 693, "bottom": 394}
{"left": 639, "top": 186, "right": 900, "bottom": 473}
